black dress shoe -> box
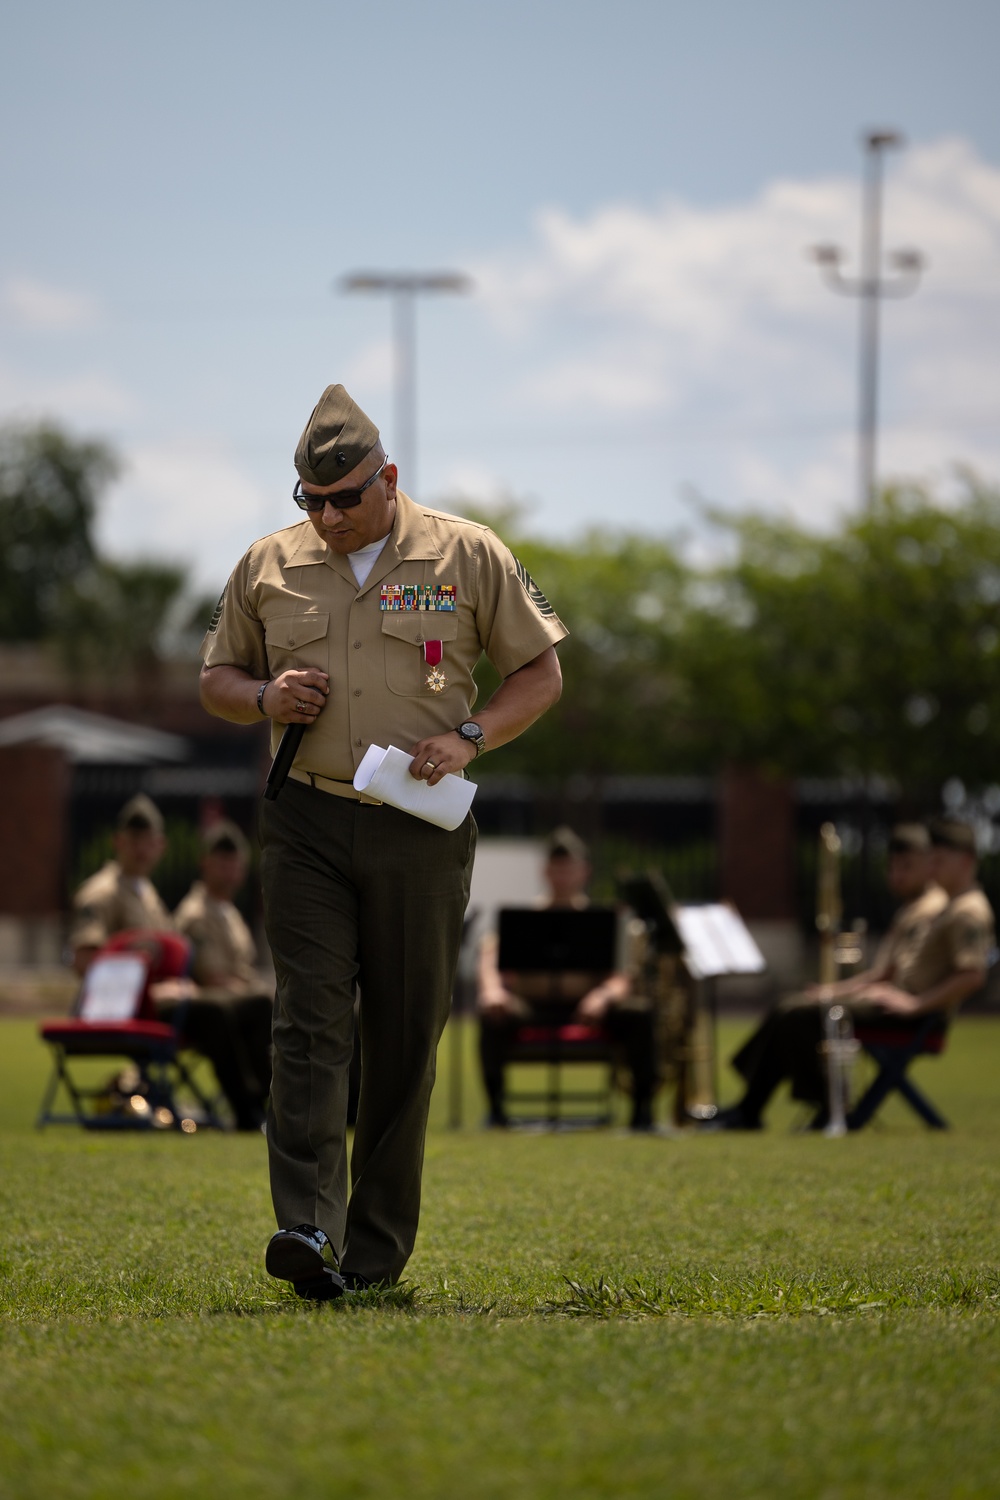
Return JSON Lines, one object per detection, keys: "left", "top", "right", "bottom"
{"left": 341, "top": 1270, "right": 380, "bottom": 1292}
{"left": 266, "top": 1224, "right": 345, "bottom": 1299}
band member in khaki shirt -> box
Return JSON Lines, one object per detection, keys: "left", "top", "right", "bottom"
{"left": 200, "top": 383, "right": 566, "bottom": 1297}
{"left": 477, "top": 826, "right": 658, "bottom": 1130}
{"left": 70, "top": 795, "right": 171, "bottom": 973}
{"left": 72, "top": 798, "right": 271, "bottom": 1131}
{"left": 713, "top": 819, "right": 993, "bottom": 1130}
{"left": 173, "top": 820, "right": 273, "bottom": 1126}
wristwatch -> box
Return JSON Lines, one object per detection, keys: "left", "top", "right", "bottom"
{"left": 455, "top": 720, "right": 486, "bottom": 756}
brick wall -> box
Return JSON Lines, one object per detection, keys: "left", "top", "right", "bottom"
{"left": 0, "top": 745, "right": 71, "bottom": 915}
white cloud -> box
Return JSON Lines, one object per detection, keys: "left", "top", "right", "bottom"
{"left": 471, "top": 136, "right": 1000, "bottom": 517}
{"left": 0, "top": 362, "right": 136, "bottom": 423}
{"left": 1, "top": 275, "right": 100, "bottom": 330}
{"left": 97, "top": 440, "right": 276, "bottom": 590}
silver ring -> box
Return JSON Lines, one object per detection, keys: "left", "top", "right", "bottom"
{"left": 295, "top": 700, "right": 307, "bottom": 713}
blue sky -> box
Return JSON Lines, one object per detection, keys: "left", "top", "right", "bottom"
{"left": 2, "top": 0, "right": 999, "bottom": 589}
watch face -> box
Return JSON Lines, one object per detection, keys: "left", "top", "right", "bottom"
{"left": 460, "top": 721, "right": 482, "bottom": 738}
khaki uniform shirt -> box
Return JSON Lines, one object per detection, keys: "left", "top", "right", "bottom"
{"left": 898, "top": 886, "right": 995, "bottom": 1000}
{"left": 71, "top": 861, "right": 172, "bottom": 950}
{"left": 202, "top": 493, "right": 568, "bottom": 783}
{"left": 872, "top": 885, "right": 949, "bottom": 980}
{"left": 174, "top": 881, "right": 259, "bottom": 989}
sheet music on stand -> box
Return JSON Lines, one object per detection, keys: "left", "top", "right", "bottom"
{"left": 674, "top": 904, "right": 766, "bottom": 980}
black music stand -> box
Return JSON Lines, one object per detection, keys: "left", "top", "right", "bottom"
{"left": 495, "top": 907, "right": 618, "bottom": 1127}
{"left": 497, "top": 908, "right": 618, "bottom": 977}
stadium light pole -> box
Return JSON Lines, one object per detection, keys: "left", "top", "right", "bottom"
{"left": 810, "top": 131, "right": 924, "bottom": 511}
{"left": 340, "top": 272, "right": 472, "bottom": 498}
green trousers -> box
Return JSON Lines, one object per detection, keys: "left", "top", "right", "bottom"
{"left": 259, "top": 778, "right": 476, "bottom": 1283}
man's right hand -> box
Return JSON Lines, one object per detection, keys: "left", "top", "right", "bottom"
{"left": 261, "top": 669, "right": 330, "bottom": 725}
{"left": 479, "top": 987, "right": 521, "bottom": 1020}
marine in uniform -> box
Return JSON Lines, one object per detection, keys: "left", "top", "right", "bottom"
{"left": 199, "top": 383, "right": 566, "bottom": 1296}
{"left": 477, "top": 827, "right": 658, "bottom": 1129}
{"left": 70, "top": 794, "right": 171, "bottom": 971}
{"left": 172, "top": 820, "right": 273, "bottom": 1130}
{"left": 712, "top": 819, "right": 994, "bottom": 1129}
{"left": 71, "top": 798, "right": 272, "bottom": 1131}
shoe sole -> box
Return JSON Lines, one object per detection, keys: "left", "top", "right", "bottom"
{"left": 266, "top": 1234, "right": 333, "bottom": 1283}
{"left": 293, "top": 1271, "right": 346, "bottom": 1301}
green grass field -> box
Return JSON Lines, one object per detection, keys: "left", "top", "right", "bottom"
{"left": 1, "top": 1014, "right": 998, "bottom": 1499}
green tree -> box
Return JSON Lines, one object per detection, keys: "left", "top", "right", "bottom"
{"left": 679, "top": 476, "right": 1000, "bottom": 789}
{"left": 54, "top": 559, "right": 189, "bottom": 679}
{"left": 457, "top": 502, "right": 692, "bottom": 777}
{"left": 0, "top": 422, "right": 117, "bottom": 640}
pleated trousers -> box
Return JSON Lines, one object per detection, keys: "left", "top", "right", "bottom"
{"left": 259, "top": 777, "right": 476, "bottom": 1282}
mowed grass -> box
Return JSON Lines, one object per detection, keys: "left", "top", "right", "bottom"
{"left": 0, "top": 1015, "right": 998, "bottom": 1499}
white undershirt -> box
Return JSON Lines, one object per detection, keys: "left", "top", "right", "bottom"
{"left": 347, "top": 533, "right": 391, "bottom": 589}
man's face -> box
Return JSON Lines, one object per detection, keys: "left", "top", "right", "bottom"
{"left": 887, "top": 849, "right": 933, "bottom": 900}
{"left": 202, "top": 849, "right": 247, "bottom": 900}
{"left": 300, "top": 450, "right": 397, "bottom": 555}
{"left": 931, "top": 846, "right": 976, "bottom": 896}
{"left": 545, "top": 853, "right": 590, "bottom": 903}
{"left": 113, "top": 827, "right": 165, "bottom": 878}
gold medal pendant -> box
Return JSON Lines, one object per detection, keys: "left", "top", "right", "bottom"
{"left": 422, "top": 639, "right": 447, "bottom": 693}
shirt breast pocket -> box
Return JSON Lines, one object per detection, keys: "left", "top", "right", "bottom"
{"left": 264, "top": 613, "right": 330, "bottom": 676}
{"left": 381, "top": 613, "right": 460, "bottom": 696}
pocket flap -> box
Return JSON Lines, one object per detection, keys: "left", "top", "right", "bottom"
{"left": 380, "top": 613, "right": 459, "bottom": 644}
{"left": 265, "top": 613, "right": 330, "bottom": 650}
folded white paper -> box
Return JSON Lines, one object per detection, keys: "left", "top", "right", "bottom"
{"left": 353, "top": 744, "right": 477, "bottom": 831}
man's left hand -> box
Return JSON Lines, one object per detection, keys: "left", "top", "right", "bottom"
{"left": 408, "top": 732, "right": 476, "bottom": 786}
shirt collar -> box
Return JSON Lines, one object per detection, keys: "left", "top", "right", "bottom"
{"left": 284, "top": 491, "right": 444, "bottom": 592}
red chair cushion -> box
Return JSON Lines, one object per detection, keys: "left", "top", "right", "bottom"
{"left": 40, "top": 1019, "right": 178, "bottom": 1057}
{"left": 517, "top": 1024, "right": 611, "bottom": 1044}
{"left": 854, "top": 1025, "right": 947, "bottom": 1055}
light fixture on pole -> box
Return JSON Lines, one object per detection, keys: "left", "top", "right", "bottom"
{"left": 810, "top": 131, "right": 924, "bottom": 510}
{"left": 340, "top": 271, "right": 472, "bottom": 497}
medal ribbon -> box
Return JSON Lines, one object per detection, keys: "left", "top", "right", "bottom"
{"left": 423, "top": 640, "right": 443, "bottom": 667}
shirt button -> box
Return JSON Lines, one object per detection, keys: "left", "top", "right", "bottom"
{"left": 355, "top": 737, "right": 363, "bottom": 747}
{"left": 353, "top": 640, "right": 362, "bottom": 649}
{"left": 353, "top": 689, "right": 362, "bottom": 697}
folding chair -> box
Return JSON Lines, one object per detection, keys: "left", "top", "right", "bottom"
{"left": 845, "top": 1015, "right": 950, "bottom": 1131}
{"left": 503, "top": 1021, "right": 616, "bottom": 1127}
{"left": 37, "top": 930, "right": 224, "bottom": 1131}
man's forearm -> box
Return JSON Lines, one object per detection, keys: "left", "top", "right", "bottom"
{"left": 477, "top": 647, "right": 562, "bottom": 752}
{"left": 913, "top": 969, "right": 985, "bottom": 1015}
{"left": 200, "top": 664, "right": 267, "bottom": 724}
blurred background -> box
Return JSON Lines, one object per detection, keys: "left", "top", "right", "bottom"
{"left": 2, "top": 0, "right": 1000, "bottom": 999}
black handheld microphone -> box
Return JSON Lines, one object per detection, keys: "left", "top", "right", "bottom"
{"left": 263, "top": 723, "right": 306, "bottom": 802}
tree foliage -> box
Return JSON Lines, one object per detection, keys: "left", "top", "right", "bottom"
{"left": 0, "top": 422, "right": 114, "bottom": 640}
{"left": 468, "top": 477, "right": 1000, "bottom": 793}
{"left": 0, "top": 420, "right": 191, "bottom": 674}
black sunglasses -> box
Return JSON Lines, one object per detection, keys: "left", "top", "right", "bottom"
{"left": 292, "top": 457, "right": 388, "bottom": 512}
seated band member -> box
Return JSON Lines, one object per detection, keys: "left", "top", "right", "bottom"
{"left": 477, "top": 827, "right": 658, "bottom": 1131}
{"left": 711, "top": 818, "right": 993, "bottom": 1130}
{"left": 70, "top": 794, "right": 172, "bottom": 976}
{"left": 71, "top": 798, "right": 269, "bottom": 1131}
{"left": 172, "top": 821, "right": 273, "bottom": 1127}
